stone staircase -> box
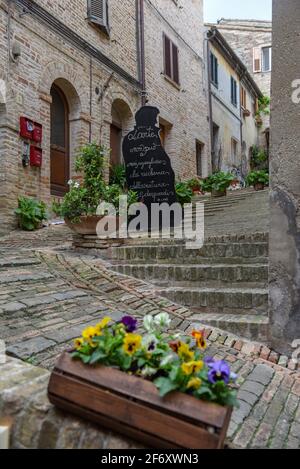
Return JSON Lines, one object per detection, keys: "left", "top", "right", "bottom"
{"left": 101, "top": 189, "right": 269, "bottom": 341}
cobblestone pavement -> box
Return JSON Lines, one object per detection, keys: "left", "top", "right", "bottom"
{"left": 0, "top": 226, "right": 300, "bottom": 449}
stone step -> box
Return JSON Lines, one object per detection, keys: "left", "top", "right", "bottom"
{"left": 110, "top": 242, "right": 269, "bottom": 263}
{"left": 0, "top": 258, "right": 41, "bottom": 269}
{"left": 154, "top": 286, "right": 268, "bottom": 315}
{"left": 111, "top": 263, "right": 268, "bottom": 286}
{"left": 191, "top": 313, "right": 269, "bottom": 342}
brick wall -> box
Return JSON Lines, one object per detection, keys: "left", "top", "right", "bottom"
{"left": 0, "top": 0, "right": 209, "bottom": 234}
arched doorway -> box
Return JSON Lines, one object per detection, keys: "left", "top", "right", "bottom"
{"left": 50, "top": 85, "right": 69, "bottom": 196}
{"left": 110, "top": 99, "right": 133, "bottom": 176}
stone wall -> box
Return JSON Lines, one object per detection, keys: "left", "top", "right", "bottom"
{"left": 269, "top": 0, "right": 300, "bottom": 355}
{"left": 0, "top": 0, "right": 209, "bottom": 234}
{"left": 0, "top": 356, "right": 143, "bottom": 449}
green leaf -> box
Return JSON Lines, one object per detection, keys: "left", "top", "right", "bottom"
{"left": 154, "top": 377, "right": 178, "bottom": 397}
{"left": 90, "top": 349, "right": 107, "bottom": 364}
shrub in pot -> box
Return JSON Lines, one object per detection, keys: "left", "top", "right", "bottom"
{"left": 175, "top": 182, "right": 193, "bottom": 205}
{"left": 201, "top": 172, "right": 234, "bottom": 197}
{"left": 246, "top": 170, "right": 269, "bottom": 191}
{"left": 187, "top": 177, "right": 203, "bottom": 194}
{"left": 15, "top": 196, "right": 48, "bottom": 231}
{"left": 53, "top": 143, "right": 138, "bottom": 235}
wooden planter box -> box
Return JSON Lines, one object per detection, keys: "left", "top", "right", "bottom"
{"left": 48, "top": 353, "right": 232, "bottom": 449}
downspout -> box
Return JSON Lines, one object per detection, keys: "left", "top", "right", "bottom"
{"left": 89, "top": 57, "right": 93, "bottom": 142}
{"left": 206, "top": 31, "right": 214, "bottom": 174}
{"left": 137, "top": 0, "right": 146, "bottom": 106}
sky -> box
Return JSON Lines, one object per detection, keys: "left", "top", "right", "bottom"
{"left": 204, "top": 0, "right": 272, "bottom": 24}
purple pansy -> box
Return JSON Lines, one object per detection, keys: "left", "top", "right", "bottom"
{"left": 121, "top": 316, "right": 138, "bottom": 333}
{"left": 207, "top": 360, "right": 231, "bottom": 385}
{"left": 204, "top": 356, "right": 215, "bottom": 366}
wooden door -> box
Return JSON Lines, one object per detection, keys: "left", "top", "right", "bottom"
{"left": 110, "top": 124, "right": 122, "bottom": 168}
{"left": 50, "top": 85, "right": 69, "bottom": 196}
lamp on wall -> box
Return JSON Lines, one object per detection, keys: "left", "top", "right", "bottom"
{"left": 11, "top": 41, "right": 21, "bottom": 62}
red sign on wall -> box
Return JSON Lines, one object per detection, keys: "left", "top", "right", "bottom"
{"left": 20, "top": 117, "right": 34, "bottom": 140}
{"left": 30, "top": 146, "right": 42, "bottom": 167}
{"left": 20, "top": 117, "right": 43, "bottom": 143}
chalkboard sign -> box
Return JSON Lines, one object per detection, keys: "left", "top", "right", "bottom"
{"left": 122, "top": 106, "right": 177, "bottom": 211}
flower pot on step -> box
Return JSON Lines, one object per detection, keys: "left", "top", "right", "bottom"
{"left": 212, "top": 189, "right": 227, "bottom": 198}
{"left": 254, "top": 183, "right": 265, "bottom": 192}
{"left": 65, "top": 215, "right": 123, "bottom": 236}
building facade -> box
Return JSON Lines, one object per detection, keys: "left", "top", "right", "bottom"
{"left": 207, "top": 19, "right": 272, "bottom": 139}
{"left": 0, "top": 0, "right": 210, "bottom": 234}
{"left": 207, "top": 28, "right": 262, "bottom": 175}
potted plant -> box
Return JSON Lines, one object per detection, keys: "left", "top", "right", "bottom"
{"left": 187, "top": 177, "right": 203, "bottom": 194}
{"left": 246, "top": 170, "right": 269, "bottom": 191}
{"left": 15, "top": 196, "right": 48, "bottom": 231}
{"left": 52, "top": 143, "right": 138, "bottom": 235}
{"left": 175, "top": 181, "right": 193, "bottom": 205}
{"left": 201, "top": 172, "right": 234, "bottom": 198}
{"left": 48, "top": 313, "right": 238, "bottom": 449}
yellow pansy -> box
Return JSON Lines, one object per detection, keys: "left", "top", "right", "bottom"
{"left": 181, "top": 360, "right": 204, "bottom": 376}
{"left": 192, "top": 330, "right": 207, "bottom": 350}
{"left": 82, "top": 326, "right": 97, "bottom": 341}
{"left": 123, "top": 333, "right": 142, "bottom": 356}
{"left": 178, "top": 343, "right": 195, "bottom": 362}
{"left": 74, "top": 338, "right": 84, "bottom": 350}
{"left": 187, "top": 377, "right": 202, "bottom": 390}
{"left": 95, "top": 316, "right": 112, "bottom": 335}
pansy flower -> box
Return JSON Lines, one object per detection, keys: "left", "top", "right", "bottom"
{"left": 178, "top": 342, "right": 195, "bottom": 362}
{"left": 181, "top": 360, "right": 204, "bottom": 376}
{"left": 123, "top": 333, "right": 142, "bottom": 356}
{"left": 207, "top": 360, "right": 231, "bottom": 385}
{"left": 187, "top": 377, "right": 202, "bottom": 390}
{"left": 192, "top": 330, "right": 207, "bottom": 350}
{"left": 121, "top": 315, "right": 138, "bottom": 333}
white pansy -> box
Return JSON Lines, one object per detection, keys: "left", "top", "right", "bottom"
{"left": 154, "top": 313, "right": 171, "bottom": 330}
{"left": 143, "top": 315, "right": 155, "bottom": 333}
{"left": 141, "top": 366, "right": 157, "bottom": 378}
{"left": 67, "top": 179, "right": 73, "bottom": 186}
{"left": 74, "top": 182, "right": 80, "bottom": 189}
{"left": 142, "top": 334, "right": 158, "bottom": 350}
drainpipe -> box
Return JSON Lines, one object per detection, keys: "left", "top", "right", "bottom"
{"left": 206, "top": 31, "right": 214, "bottom": 174}
{"left": 137, "top": 0, "right": 146, "bottom": 106}
{"left": 89, "top": 57, "right": 93, "bottom": 142}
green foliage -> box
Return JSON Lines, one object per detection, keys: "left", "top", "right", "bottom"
{"left": 186, "top": 178, "right": 202, "bottom": 191}
{"left": 257, "top": 95, "right": 270, "bottom": 116}
{"left": 15, "top": 196, "right": 47, "bottom": 231}
{"left": 52, "top": 143, "right": 137, "bottom": 222}
{"left": 251, "top": 146, "right": 268, "bottom": 170}
{"left": 72, "top": 313, "right": 238, "bottom": 408}
{"left": 109, "top": 164, "right": 126, "bottom": 190}
{"left": 201, "top": 172, "right": 234, "bottom": 193}
{"left": 246, "top": 170, "right": 269, "bottom": 187}
{"left": 175, "top": 182, "right": 193, "bottom": 205}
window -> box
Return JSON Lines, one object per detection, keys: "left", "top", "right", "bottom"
{"left": 241, "top": 86, "right": 247, "bottom": 109}
{"left": 87, "top": 0, "right": 109, "bottom": 35}
{"left": 253, "top": 46, "right": 272, "bottom": 73}
{"left": 210, "top": 52, "right": 218, "bottom": 87}
{"left": 262, "top": 46, "right": 272, "bottom": 72}
{"left": 231, "top": 77, "right": 238, "bottom": 107}
{"left": 196, "top": 141, "right": 204, "bottom": 177}
{"left": 231, "top": 138, "right": 238, "bottom": 165}
{"left": 163, "top": 34, "right": 180, "bottom": 85}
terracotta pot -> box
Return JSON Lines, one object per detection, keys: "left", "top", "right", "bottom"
{"left": 65, "top": 215, "right": 123, "bottom": 236}
{"left": 212, "top": 189, "right": 227, "bottom": 198}
{"left": 254, "top": 183, "right": 265, "bottom": 192}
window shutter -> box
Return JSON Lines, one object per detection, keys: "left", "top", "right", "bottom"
{"left": 164, "top": 35, "right": 172, "bottom": 78}
{"left": 172, "top": 43, "right": 179, "bottom": 85}
{"left": 253, "top": 47, "right": 261, "bottom": 73}
{"left": 87, "top": 0, "right": 109, "bottom": 34}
